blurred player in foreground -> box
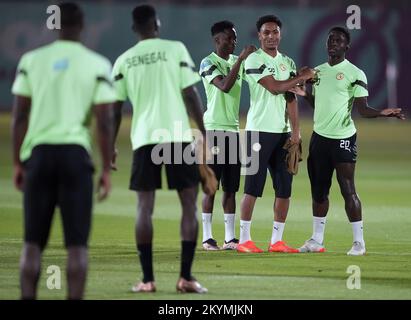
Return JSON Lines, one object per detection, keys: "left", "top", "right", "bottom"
{"left": 11, "top": 2, "right": 115, "bottom": 299}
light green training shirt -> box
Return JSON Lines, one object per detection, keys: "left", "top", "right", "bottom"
{"left": 312, "top": 59, "right": 369, "bottom": 139}
{"left": 199, "top": 52, "right": 243, "bottom": 132}
{"left": 244, "top": 49, "right": 296, "bottom": 133}
{"left": 112, "top": 38, "right": 200, "bottom": 151}
{"left": 11, "top": 40, "right": 116, "bottom": 161}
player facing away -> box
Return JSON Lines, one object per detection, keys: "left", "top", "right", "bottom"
{"left": 199, "top": 21, "right": 256, "bottom": 251}
{"left": 290, "top": 26, "right": 405, "bottom": 255}
{"left": 11, "top": 2, "right": 115, "bottom": 299}
{"left": 112, "top": 5, "right": 215, "bottom": 293}
{"left": 237, "top": 15, "right": 316, "bottom": 253}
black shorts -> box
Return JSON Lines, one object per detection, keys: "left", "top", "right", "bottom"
{"left": 23, "top": 144, "right": 94, "bottom": 249}
{"left": 206, "top": 130, "right": 241, "bottom": 193}
{"left": 129, "top": 143, "right": 200, "bottom": 192}
{"left": 244, "top": 131, "right": 293, "bottom": 198}
{"left": 307, "top": 132, "right": 357, "bottom": 202}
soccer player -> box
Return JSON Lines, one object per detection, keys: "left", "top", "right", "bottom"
{"left": 11, "top": 2, "right": 115, "bottom": 299}
{"left": 291, "top": 26, "right": 405, "bottom": 255}
{"left": 199, "top": 20, "right": 256, "bottom": 251}
{"left": 237, "top": 15, "right": 315, "bottom": 253}
{"left": 112, "top": 4, "right": 214, "bottom": 293}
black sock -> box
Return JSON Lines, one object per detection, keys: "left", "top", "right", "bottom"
{"left": 180, "top": 241, "right": 196, "bottom": 281}
{"left": 137, "top": 243, "right": 154, "bottom": 282}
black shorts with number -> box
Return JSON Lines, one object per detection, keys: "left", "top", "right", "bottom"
{"left": 130, "top": 143, "right": 200, "bottom": 192}
{"left": 23, "top": 144, "right": 94, "bottom": 250}
{"left": 244, "top": 131, "right": 293, "bottom": 198}
{"left": 206, "top": 130, "right": 241, "bottom": 193}
{"left": 307, "top": 131, "right": 357, "bottom": 202}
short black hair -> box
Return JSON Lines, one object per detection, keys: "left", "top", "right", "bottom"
{"left": 59, "top": 2, "right": 83, "bottom": 27}
{"left": 328, "top": 26, "right": 351, "bottom": 44}
{"left": 211, "top": 20, "right": 235, "bottom": 36}
{"left": 132, "top": 4, "right": 156, "bottom": 28}
{"left": 256, "top": 15, "right": 282, "bottom": 32}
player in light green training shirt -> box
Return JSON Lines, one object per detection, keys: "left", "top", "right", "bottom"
{"left": 291, "top": 26, "right": 405, "bottom": 256}
{"left": 237, "top": 15, "right": 315, "bottom": 254}
{"left": 11, "top": 3, "right": 115, "bottom": 300}
{"left": 199, "top": 20, "right": 256, "bottom": 251}
{"left": 111, "top": 4, "right": 213, "bottom": 294}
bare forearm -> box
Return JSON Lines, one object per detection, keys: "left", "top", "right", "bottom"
{"left": 95, "top": 104, "right": 114, "bottom": 171}
{"left": 358, "top": 103, "right": 382, "bottom": 118}
{"left": 12, "top": 113, "right": 28, "bottom": 165}
{"left": 113, "top": 102, "right": 123, "bottom": 143}
{"left": 182, "top": 86, "right": 206, "bottom": 135}
{"left": 11, "top": 97, "right": 31, "bottom": 165}
{"left": 218, "top": 59, "right": 243, "bottom": 93}
{"left": 262, "top": 75, "right": 306, "bottom": 95}
{"left": 287, "top": 100, "right": 300, "bottom": 134}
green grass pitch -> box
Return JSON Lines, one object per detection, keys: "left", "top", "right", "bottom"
{"left": 1, "top": 113, "right": 410, "bottom": 300}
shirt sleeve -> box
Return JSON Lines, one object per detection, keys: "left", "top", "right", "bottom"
{"left": 244, "top": 53, "right": 271, "bottom": 84}
{"left": 11, "top": 54, "right": 32, "bottom": 97}
{"left": 199, "top": 57, "right": 223, "bottom": 84}
{"left": 179, "top": 42, "right": 201, "bottom": 89}
{"left": 353, "top": 69, "right": 369, "bottom": 97}
{"left": 93, "top": 59, "right": 117, "bottom": 105}
{"left": 111, "top": 56, "right": 128, "bottom": 102}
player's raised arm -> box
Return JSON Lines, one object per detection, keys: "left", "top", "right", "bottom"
{"left": 354, "top": 97, "right": 406, "bottom": 120}
{"left": 11, "top": 95, "right": 31, "bottom": 191}
{"left": 212, "top": 45, "right": 256, "bottom": 93}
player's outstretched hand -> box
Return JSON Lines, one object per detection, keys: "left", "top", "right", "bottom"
{"left": 97, "top": 170, "right": 111, "bottom": 201}
{"left": 289, "top": 85, "right": 307, "bottom": 97}
{"left": 111, "top": 147, "right": 118, "bottom": 171}
{"left": 298, "top": 67, "right": 316, "bottom": 81}
{"left": 239, "top": 45, "right": 257, "bottom": 61}
{"left": 380, "top": 108, "right": 406, "bottom": 120}
{"left": 13, "top": 163, "right": 24, "bottom": 191}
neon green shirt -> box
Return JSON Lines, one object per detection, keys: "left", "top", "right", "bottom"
{"left": 112, "top": 38, "right": 200, "bottom": 151}
{"left": 312, "top": 59, "right": 369, "bottom": 139}
{"left": 244, "top": 49, "right": 296, "bottom": 133}
{"left": 11, "top": 40, "right": 116, "bottom": 161}
{"left": 199, "top": 52, "right": 243, "bottom": 132}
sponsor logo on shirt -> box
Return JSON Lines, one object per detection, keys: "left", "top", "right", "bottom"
{"left": 280, "top": 64, "right": 287, "bottom": 71}
{"left": 336, "top": 72, "right": 344, "bottom": 80}
{"left": 53, "top": 58, "right": 69, "bottom": 71}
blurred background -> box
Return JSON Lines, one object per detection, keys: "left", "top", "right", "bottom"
{"left": 0, "top": 0, "right": 410, "bottom": 115}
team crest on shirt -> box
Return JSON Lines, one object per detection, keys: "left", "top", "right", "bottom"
{"left": 279, "top": 64, "right": 287, "bottom": 71}
{"left": 336, "top": 72, "right": 344, "bottom": 80}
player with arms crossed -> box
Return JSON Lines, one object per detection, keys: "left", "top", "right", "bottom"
{"left": 291, "top": 26, "right": 405, "bottom": 255}
{"left": 199, "top": 20, "right": 255, "bottom": 251}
